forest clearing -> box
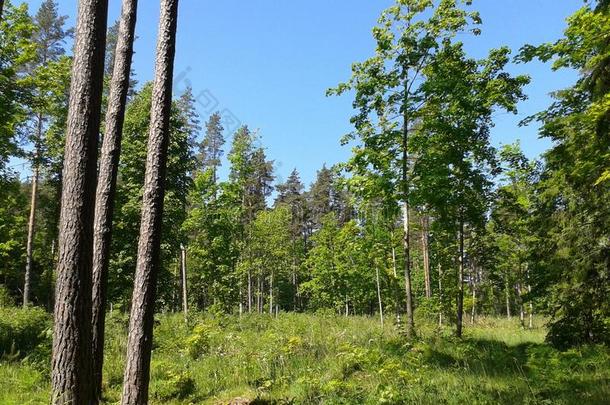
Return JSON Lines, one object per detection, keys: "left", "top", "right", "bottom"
{"left": 2, "top": 311, "right": 610, "bottom": 404}
{"left": 1, "top": 0, "right": 610, "bottom": 403}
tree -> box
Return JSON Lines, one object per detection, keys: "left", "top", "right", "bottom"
{"left": 518, "top": 0, "right": 610, "bottom": 348}
{"left": 0, "top": 1, "right": 35, "bottom": 177}
{"left": 91, "top": 0, "right": 138, "bottom": 400}
{"left": 488, "top": 143, "right": 538, "bottom": 324}
{"left": 198, "top": 111, "right": 224, "bottom": 182}
{"left": 275, "top": 169, "right": 308, "bottom": 309}
{"left": 329, "top": 0, "right": 482, "bottom": 338}
{"left": 244, "top": 207, "right": 292, "bottom": 314}
{"left": 121, "top": 0, "right": 179, "bottom": 403}
{"left": 51, "top": 0, "right": 108, "bottom": 403}
{"left": 23, "top": 0, "right": 72, "bottom": 307}
{"left": 413, "top": 41, "right": 527, "bottom": 337}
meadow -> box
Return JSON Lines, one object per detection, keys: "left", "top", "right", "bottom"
{"left": 1, "top": 308, "right": 609, "bottom": 404}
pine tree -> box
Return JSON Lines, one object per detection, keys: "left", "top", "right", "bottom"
{"left": 198, "top": 111, "right": 224, "bottom": 182}
{"left": 275, "top": 169, "right": 307, "bottom": 309}
{"left": 23, "top": 0, "right": 72, "bottom": 307}
{"left": 121, "top": 0, "right": 179, "bottom": 402}
{"left": 51, "top": 0, "right": 108, "bottom": 403}
{"left": 91, "top": 0, "right": 138, "bottom": 400}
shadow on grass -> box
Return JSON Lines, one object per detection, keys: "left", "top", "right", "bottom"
{"left": 421, "top": 337, "right": 610, "bottom": 404}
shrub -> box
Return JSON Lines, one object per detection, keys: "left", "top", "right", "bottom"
{"left": 0, "top": 306, "right": 51, "bottom": 360}
{"left": 150, "top": 363, "right": 196, "bottom": 401}
{"left": 184, "top": 323, "right": 212, "bottom": 360}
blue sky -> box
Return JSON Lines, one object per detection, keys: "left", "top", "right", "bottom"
{"left": 23, "top": 0, "right": 581, "bottom": 187}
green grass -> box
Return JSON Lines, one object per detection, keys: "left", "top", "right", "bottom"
{"left": 1, "top": 312, "right": 609, "bottom": 404}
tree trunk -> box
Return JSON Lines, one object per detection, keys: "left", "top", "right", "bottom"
{"left": 120, "top": 1, "right": 178, "bottom": 403}
{"left": 470, "top": 265, "right": 476, "bottom": 325}
{"left": 51, "top": 0, "right": 108, "bottom": 403}
{"left": 438, "top": 263, "right": 443, "bottom": 327}
{"left": 376, "top": 267, "right": 384, "bottom": 327}
{"left": 239, "top": 282, "right": 243, "bottom": 316}
{"left": 518, "top": 282, "right": 525, "bottom": 327}
{"left": 527, "top": 285, "right": 534, "bottom": 329}
{"left": 505, "top": 275, "right": 512, "bottom": 319}
{"left": 421, "top": 216, "right": 431, "bottom": 299}
{"left": 247, "top": 270, "right": 252, "bottom": 313}
{"left": 456, "top": 220, "right": 465, "bottom": 338}
{"left": 402, "top": 78, "right": 414, "bottom": 338}
{"left": 269, "top": 271, "right": 274, "bottom": 315}
{"left": 180, "top": 244, "right": 188, "bottom": 319}
{"left": 23, "top": 152, "right": 40, "bottom": 307}
{"left": 292, "top": 256, "right": 297, "bottom": 311}
{"left": 256, "top": 275, "right": 262, "bottom": 313}
{"left": 0, "top": 0, "right": 4, "bottom": 21}
{"left": 91, "top": 0, "right": 138, "bottom": 400}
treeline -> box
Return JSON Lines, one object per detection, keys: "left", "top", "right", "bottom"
{"left": 1, "top": 2, "right": 610, "bottom": 402}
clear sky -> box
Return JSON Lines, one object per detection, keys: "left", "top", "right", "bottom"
{"left": 23, "top": 0, "right": 581, "bottom": 187}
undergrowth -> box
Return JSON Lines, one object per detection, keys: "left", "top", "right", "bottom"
{"left": 0, "top": 311, "right": 609, "bottom": 404}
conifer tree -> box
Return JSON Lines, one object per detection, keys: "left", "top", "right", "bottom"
{"left": 121, "top": 0, "right": 179, "bottom": 402}
{"left": 91, "top": 0, "right": 138, "bottom": 400}
{"left": 51, "top": 0, "right": 108, "bottom": 402}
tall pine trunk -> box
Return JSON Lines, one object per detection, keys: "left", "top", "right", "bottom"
{"left": 51, "top": 0, "right": 108, "bottom": 403}
{"left": 91, "top": 0, "right": 138, "bottom": 400}
{"left": 456, "top": 220, "right": 465, "bottom": 338}
{"left": 121, "top": 0, "right": 178, "bottom": 403}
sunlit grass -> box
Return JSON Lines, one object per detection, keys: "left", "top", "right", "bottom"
{"left": 1, "top": 312, "right": 608, "bottom": 404}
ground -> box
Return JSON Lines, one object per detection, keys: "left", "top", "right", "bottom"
{"left": 1, "top": 312, "right": 609, "bottom": 404}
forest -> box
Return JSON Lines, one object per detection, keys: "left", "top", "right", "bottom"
{"left": 0, "top": 0, "right": 609, "bottom": 404}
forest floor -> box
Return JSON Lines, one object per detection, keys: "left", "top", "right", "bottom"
{"left": 1, "top": 312, "right": 609, "bottom": 404}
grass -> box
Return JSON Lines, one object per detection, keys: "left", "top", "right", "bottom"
{"left": 1, "top": 312, "right": 609, "bottom": 404}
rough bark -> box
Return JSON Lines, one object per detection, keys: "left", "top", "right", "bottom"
{"left": 51, "top": 0, "right": 108, "bottom": 403}
{"left": 91, "top": 0, "right": 138, "bottom": 400}
{"left": 421, "top": 216, "right": 431, "bottom": 298}
{"left": 456, "top": 220, "right": 465, "bottom": 338}
{"left": 120, "top": 1, "right": 178, "bottom": 403}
